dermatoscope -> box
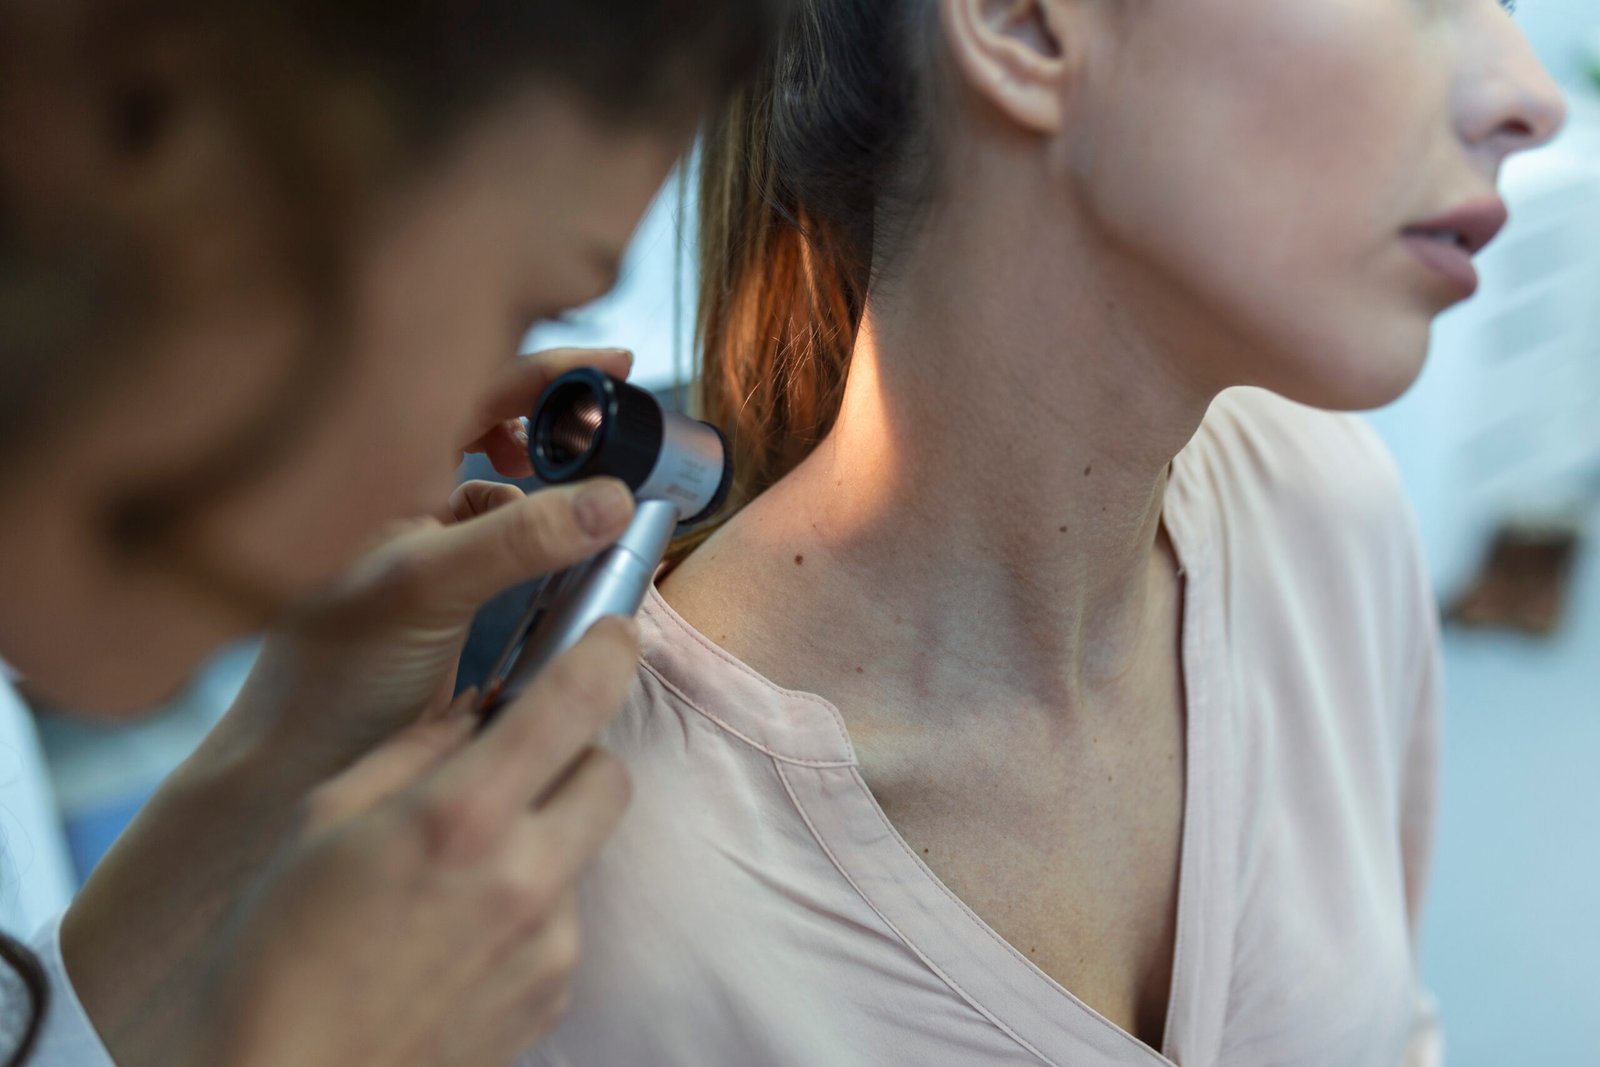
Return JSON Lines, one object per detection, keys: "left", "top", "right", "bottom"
{"left": 478, "top": 369, "right": 732, "bottom": 720}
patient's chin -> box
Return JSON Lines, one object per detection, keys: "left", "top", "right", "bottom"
{"left": 1262, "top": 331, "right": 1432, "bottom": 415}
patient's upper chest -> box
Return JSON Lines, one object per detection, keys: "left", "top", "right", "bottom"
{"left": 534, "top": 664, "right": 1415, "bottom": 1067}
{"left": 849, "top": 681, "right": 1187, "bottom": 1050}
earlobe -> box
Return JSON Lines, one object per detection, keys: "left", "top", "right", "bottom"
{"left": 939, "top": 0, "right": 1074, "bottom": 135}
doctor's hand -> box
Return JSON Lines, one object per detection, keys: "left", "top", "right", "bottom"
{"left": 185, "top": 619, "right": 637, "bottom": 1067}
{"left": 61, "top": 346, "right": 640, "bottom": 1067}
{"left": 220, "top": 468, "right": 635, "bottom": 788}
{"left": 219, "top": 344, "right": 637, "bottom": 785}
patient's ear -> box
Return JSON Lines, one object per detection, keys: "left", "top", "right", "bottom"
{"left": 938, "top": 0, "right": 1086, "bottom": 135}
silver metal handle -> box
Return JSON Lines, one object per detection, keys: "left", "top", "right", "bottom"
{"left": 479, "top": 499, "right": 680, "bottom": 720}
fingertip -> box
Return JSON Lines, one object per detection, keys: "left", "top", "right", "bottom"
{"left": 451, "top": 480, "right": 526, "bottom": 522}
{"left": 486, "top": 427, "right": 536, "bottom": 479}
{"left": 573, "top": 478, "right": 635, "bottom": 540}
{"left": 591, "top": 348, "right": 633, "bottom": 379}
{"left": 494, "top": 481, "right": 529, "bottom": 505}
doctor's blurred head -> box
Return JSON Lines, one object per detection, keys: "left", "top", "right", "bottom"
{"left": 0, "top": 0, "right": 778, "bottom": 711}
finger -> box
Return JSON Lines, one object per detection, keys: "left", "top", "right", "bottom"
{"left": 443, "top": 480, "right": 526, "bottom": 525}
{"left": 431, "top": 617, "right": 639, "bottom": 819}
{"left": 518, "top": 747, "right": 632, "bottom": 880}
{"left": 439, "top": 891, "right": 582, "bottom": 1065}
{"left": 478, "top": 422, "right": 535, "bottom": 479}
{"left": 461, "top": 416, "right": 526, "bottom": 458}
{"left": 495, "top": 889, "right": 582, "bottom": 1027}
{"left": 505, "top": 895, "right": 582, "bottom": 1036}
{"left": 358, "top": 514, "right": 442, "bottom": 556}
{"left": 385, "top": 478, "right": 635, "bottom": 622}
{"left": 471, "top": 348, "right": 634, "bottom": 433}
{"left": 311, "top": 691, "right": 479, "bottom": 819}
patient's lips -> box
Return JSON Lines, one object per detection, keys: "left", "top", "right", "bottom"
{"left": 1400, "top": 197, "right": 1510, "bottom": 298}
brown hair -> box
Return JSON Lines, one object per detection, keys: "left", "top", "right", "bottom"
{"left": 692, "top": 0, "right": 932, "bottom": 533}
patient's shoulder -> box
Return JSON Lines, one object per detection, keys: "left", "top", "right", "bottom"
{"left": 1184, "top": 387, "right": 1416, "bottom": 562}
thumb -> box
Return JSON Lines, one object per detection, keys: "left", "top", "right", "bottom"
{"left": 307, "top": 692, "right": 479, "bottom": 822}
{"left": 374, "top": 478, "right": 635, "bottom": 625}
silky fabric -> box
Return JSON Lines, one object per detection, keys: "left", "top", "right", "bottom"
{"left": 526, "top": 389, "right": 1442, "bottom": 1067}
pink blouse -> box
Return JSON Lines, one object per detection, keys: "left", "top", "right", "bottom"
{"left": 523, "top": 388, "right": 1442, "bottom": 1067}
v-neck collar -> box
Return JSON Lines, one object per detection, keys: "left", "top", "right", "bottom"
{"left": 639, "top": 442, "right": 1236, "bottom": 1066}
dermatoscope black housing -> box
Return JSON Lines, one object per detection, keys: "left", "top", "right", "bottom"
{"left": 530, "top": 368, "right": 733, "bottom": 524}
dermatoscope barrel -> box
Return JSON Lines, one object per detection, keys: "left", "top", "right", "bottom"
{"left": 480, "top": 499, "right": 680, "bottom": 718}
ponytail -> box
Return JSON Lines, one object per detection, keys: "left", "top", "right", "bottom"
{"left": 689, "top": 1, "right": 928, "bottom": 536}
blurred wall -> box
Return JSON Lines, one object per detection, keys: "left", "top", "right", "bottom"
{"left": 1517, "top": 0, "right": 1600, "bottom": 89}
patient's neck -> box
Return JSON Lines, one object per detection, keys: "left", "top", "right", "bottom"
{"left": 676, "top": 184, "right": 1217, "bottom": 713}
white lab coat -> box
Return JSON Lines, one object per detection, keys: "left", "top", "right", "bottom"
{"left": 0, "top": 678, "right": 115, "bottom": 1066}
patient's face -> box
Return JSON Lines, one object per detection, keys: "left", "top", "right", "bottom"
{"left": 0, "top": 90, "right": 681, "bottom": 713}
{"left": 1067, "top": 0, "right": 1564, "bottom": 409}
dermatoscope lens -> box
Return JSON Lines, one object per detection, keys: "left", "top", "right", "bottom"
{"left": 529, "top": 368, "right": 733, "bottom": 525}
{"left": 544, "top": 389, "right": 605, "bottom": 466}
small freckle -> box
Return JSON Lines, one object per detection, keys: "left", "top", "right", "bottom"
{"left": 1058, "top": 526, "right": 1068, "bottom": 534}
{"left": 1083, "top": 465, "right": 1092, "bottom": 477}
{"left": 795, "top": 554, "right": 804, "bottom": 566}
{"left": 855, "top": 666, "right": 864, "bottom": 674}
{"left": 922, "top": 848, "right": 929, "bottom": 855}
